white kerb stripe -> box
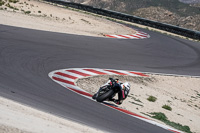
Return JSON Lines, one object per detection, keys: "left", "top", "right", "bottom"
{"left": 94, "top": 69, "right": 118, "bottom": 75}
{"left": 114, "top": 70, "right": 141, "bottom": 76}
{"left": 73, "top": 68, "right": 98, "bottom": 76}
{"left": 53, "top": 74, "right": 75, "bottom": 82}
{"left": 110, "top": 35, "right": 127, "bottom": 39}
{"left": 60, "top": 70, "right": 84, "bottom": 78}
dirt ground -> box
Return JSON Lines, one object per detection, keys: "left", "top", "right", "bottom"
{"left": 0, "top": 0, "right": 136, "bottom": 37}
{"left": 76, "top": 74, "right": 200, "bottom": 133}
{"left": 0, "top": 97, "right": 104, "bottom": 133}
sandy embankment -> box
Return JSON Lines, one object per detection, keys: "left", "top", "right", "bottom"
{"left": 76, "top": 75, "right": 200, "bottom": 133}
{"left": 0, "top": 96, "right": 104, "bottom": 133}
{"left": 0, "top": 0, "right": 136, "bottom": 37}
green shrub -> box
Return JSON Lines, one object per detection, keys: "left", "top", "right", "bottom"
{"left": 9, "top": 0, "right": 19, "bottom": 3}
{"left": 150, "top": 112, "right": 192, "bottom": 133}
{"left": 162, "top": 105, "right": 172, "bottom": 111}
{"left": 5, "top": 3, "right": 18, "bottom": 10}
{"left": 150, "top": 112, "right": 167, "bottom": 121}
{"left": 147, "top": 96, "right": 157, "bottom": 102}
{"left": 38, "top": 10, "right": 41, "bottom": 13}
{"left": 0, "top": 0, "right": 5, "bottom": 6}
{"left": 24, "top": 11, "right": 31, "bottom": 14}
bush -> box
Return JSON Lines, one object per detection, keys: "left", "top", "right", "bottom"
{"left": 24, "top": 11, "right": 31, "bottom": 14}
{"left": 5, "top": 3, "right": 18, "bottom": 10}
{"left": 162, "top": 105, "right": 172, "bottom": 111}
{"left": 0, "top": 0, "right": 5, "bottom": 6}
{"left": 150, "top": 112, "right": 192, "bottom": 133}
{"left": 147, "top": 96, "right": 157, "bottom": 102}
{"left": 150, "top": 112, "right": 167, "bottom": 121}
{"left": 9, "top": 0, "right": 19, "bottom": 3}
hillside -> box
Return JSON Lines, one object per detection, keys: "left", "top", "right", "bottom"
{"left": 179, "top": 0, "right": 200, "bottom": 4}
{"left": 70, "top": 0, "right": 200, "bottom": 31}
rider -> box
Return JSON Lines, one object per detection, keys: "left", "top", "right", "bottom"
{"left": 93, "top": 78, "right": 131, "bottom": 105}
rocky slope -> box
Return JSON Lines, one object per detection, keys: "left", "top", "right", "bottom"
{"left": 133, "top": 7, "right": 200, "bottom": 31}
{"left": 70, "top": 0, "right": 200, "bottom": 31}
{"left": 179, "top": 0, "right": 200, "bottom": 4}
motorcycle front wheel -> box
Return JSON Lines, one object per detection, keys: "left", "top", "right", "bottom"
{"left": 96, "top": 89, "right": 115, "bottom": 102}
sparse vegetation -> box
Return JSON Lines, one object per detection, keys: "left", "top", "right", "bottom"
{"left": 150, "top": 112, "right": 192, "bottom": 133}
{"left": 24, "top": 10, "right": 31, "bottom": 14}
{"left": 0, "top": 0, "right": 5, "bottom": 6}
{"left": 5, "top": 3, "right": 18, "bottom": 10}
{"left": 129, "top": 101, "right": 143, "bottom": 107}
{"left": 162, "top": 105, "right": 172, "bottom": 111}
{"left": 180, "top": 99, "right": 186, "bottom": 102}
{"left": 9, "top": 0, "right": 19, "bottom": 3}
{"left": 81, "top": 19, "right": 91, "bottom": 24}
{"left": 167, "top": 100, "right": 172, "bottom": 103}
{"left": 38, "top": 10, "right": 41, "bottom": 13}
{"left": 147, "top": 96, "right": 157, "bottom": 102}
{"left": 177, "top": 113, "right": 183, "bottom": 116}
{"left": 129, "top": 94, "right": 143, "bottom": 103}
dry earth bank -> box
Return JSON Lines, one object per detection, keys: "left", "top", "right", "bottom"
{"left": 76, "top": 75, "right": 200, "bottom": 133}
{"left": 0, "top": 97, "right": 104, "bottom": 133}
{"left": 0, "top": 0, "right": 136, "bottom": 37}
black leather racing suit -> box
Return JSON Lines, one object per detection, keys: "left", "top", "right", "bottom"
{"left": 110, "top": 81, "right": 129, "bottom": 105}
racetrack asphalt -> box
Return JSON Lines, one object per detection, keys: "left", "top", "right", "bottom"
{"left": 0, "top": 24, "right": 200, "bottom": 133}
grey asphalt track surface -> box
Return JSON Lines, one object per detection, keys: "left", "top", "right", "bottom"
{"left": 0, "top": 24, "right": 200, "bottom": 133}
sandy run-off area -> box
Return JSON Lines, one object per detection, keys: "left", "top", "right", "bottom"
{"left": 77, "top": 75, "right": 200, "bottom": 133}
{"left": 0, "top": 96, "right": 104, "bottom": 133}
{"left": 0, "top": 0, "right": 200, "bottom": 133}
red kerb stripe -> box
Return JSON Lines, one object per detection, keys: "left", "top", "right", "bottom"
{"left": 68, "top": 87, "right": 93, "bottom": 97}
{"left": 104, "top": 70, "right": 127, "bottom": 75}
{"left": 83, "top": 69, "right": 108, "bottom": 75}
{"left": 137, "top": 31, "right": 148, "bottom": 35}
{"left": 129, "top": 71, "right": 148, "bottom": 77}
{"left": 52, "top": 76, "right": 75, "bottom": 85}
{"left": 128, "top": 34, "right": 140, "bottom": 38}
{"left": 168, "top": 129, "right": 181, "bottom": 133}
{"left": 118, "top": 35, "right": 130, "bottom": 39}
{"left": 105, "top": 35, "right": 117, "bottom": 38}
{"left": 136, "top": 33, "right": 147, "bottom": 37}
{"left": 66, "top": 70, "right": 91, "bottom": 77}
{"left": 55, "top": 72, "right": 77, "bottom": 79}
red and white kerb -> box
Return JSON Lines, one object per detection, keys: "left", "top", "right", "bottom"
{"left": 49, "top": 68, "right": 182, "bottom": 133}
{"left": 105, "top": 30, "right": 150, "bottom": 39}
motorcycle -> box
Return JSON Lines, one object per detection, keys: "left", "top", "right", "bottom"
{"left": 92, "top": 78, "right": 120, "bottom": 102}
